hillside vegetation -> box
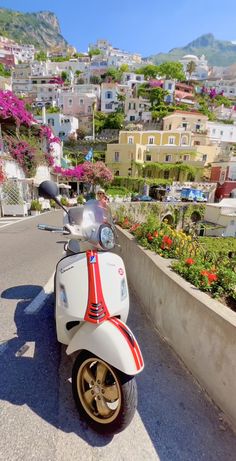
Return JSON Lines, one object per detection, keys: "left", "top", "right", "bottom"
{"left": 0, "top": 8, "right": 69, "bottom": 49}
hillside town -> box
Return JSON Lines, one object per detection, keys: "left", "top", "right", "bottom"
{"left": 1, "top": 34, "right": 236, "bottom": 215}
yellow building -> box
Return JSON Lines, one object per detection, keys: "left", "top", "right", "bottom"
{"left": 106, "top": 124, "right": 220, "bottom": 178}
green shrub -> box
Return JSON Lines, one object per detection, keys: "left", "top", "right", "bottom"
{"left": 60, "top": 197, "right": 69, "bottom": 206}
{"left": 30, "top": 200, "right": 42, "bottom": 211}
{"left": 77, "top": 195, "right": 85, "bottom": 204}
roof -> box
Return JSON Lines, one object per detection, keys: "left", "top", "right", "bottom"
{"left": 163, "top": 110, "right": 208, "bottom": 119}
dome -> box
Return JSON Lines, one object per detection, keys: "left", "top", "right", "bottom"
{"left": 182, "top": 54, "right": 199, "bottom": 62}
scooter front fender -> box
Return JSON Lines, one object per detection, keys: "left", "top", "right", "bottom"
{"left": 66, "top": 318, "right": 144, "bottom": 376}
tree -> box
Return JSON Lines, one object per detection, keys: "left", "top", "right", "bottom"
{"left": 0, "top": 63, "right": 10, "bottom": 77}
{"left": 104, "top": 112, "right": 124, "bottom": 130}
{"left": 157, "top": 62, "right": 185, "bottom": 81}
{"left": 135, "top": 65, "right": 159, "bottom": 79}
{"left": 35, "top": 50, "right": 47, "bottom": 61}
{"left": 119, "top": 64, "right": 129, "bottom": 73}
{"left": 90, "top": 75, "right": 101, "bottom": 84}
{"left": 88, "top": 48, "right": 101, "bottom": 60}
{"left": 61, "top": 71, "right": 69, "bottom": 82}
{"left": 186, "top": 61, "right": 197, "bottom": 80}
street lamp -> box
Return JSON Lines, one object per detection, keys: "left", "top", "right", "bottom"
{"left": 92, "top": 101, "right": 96, "bottom": 141}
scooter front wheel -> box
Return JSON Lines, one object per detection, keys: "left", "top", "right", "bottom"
{"left": 72, "top": 350, "right": 137, "bottom": 434}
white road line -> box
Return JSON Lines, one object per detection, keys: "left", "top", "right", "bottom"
{"left": 0, "top": 341, "right": 8, "bottom": 354}
{"left": 24, "top": 273, "right": 55, "bottom": 314}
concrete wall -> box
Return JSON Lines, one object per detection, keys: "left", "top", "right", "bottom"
{"left": 117, "top": 227, "right": 236, "bottom": 429}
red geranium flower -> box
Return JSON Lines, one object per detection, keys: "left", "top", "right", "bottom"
{"left": 185, "top": 258, "right": 195, "bottom": 265}
{"left": 207, "top": 273, "right": 218, "bottom": 283}
{"left": 147, "top": 232, "right": 154, "bottom": 242}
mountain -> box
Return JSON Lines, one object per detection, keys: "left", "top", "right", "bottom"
{"left": 0, "top": 8, "right": 69, "bottom": 50}
{"left": 149, "top": 33, "right": 236, "bottom": 67}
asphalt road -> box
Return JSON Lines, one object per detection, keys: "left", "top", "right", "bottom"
{"left": 0, "top": 211, "right": 236, "bottom": 461}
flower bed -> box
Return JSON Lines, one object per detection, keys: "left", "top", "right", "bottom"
{"left": 117, "top": 213, "right": 236, "bottom": 311}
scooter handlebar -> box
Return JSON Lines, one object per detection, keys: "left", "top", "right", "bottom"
{"left": 37, "top": 224, "right": 69, "bottom": 234}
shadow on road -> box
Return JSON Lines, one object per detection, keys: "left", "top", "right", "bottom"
{"left": 0, "top": 285, "right": 112, "bottom": 447}
{"left": 1, "top": 285, "right": 236, "bottom": 459}
{"left": 127, "top": 288, "right": 236, "bottom": 461}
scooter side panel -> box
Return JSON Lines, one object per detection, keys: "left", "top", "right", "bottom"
{"left": 66, "top": 319, "right": 144, "bottom": 375}
{"left": 56, "top": 253, "right": 89, "bottom": 344}
{"left": 96, "top": 252, "right": 129, "bottom": 322}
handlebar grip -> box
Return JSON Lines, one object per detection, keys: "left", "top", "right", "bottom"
{"left": 37, "top": 224, "right": 64, "bottom": 232}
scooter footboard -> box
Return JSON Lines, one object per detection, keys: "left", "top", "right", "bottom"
{"left": 66, "top": 318, "right": 144, "bottom": 376}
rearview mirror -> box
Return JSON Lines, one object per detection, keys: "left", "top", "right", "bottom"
{"left": 38, "top": 180, "right": 59, "bottom": 199}
{"left": 38, "top": 180, "right": 68, "bottom": 214}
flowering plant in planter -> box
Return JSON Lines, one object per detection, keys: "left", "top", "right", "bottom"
{"left": 117, "top": 211, "right": 236, "bottom": 309}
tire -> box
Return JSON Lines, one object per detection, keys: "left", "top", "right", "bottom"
{"left": 72, "top": 350, "right": 137, "bottom": 434}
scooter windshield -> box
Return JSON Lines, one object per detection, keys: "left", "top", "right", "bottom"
{"left": 68, "top": 199, "right": 112, "bottom": 245}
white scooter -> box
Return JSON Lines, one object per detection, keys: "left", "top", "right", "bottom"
{"left": 38, "top": 181, "right": 144, "bottom": 434}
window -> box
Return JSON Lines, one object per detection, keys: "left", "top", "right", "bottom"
{"left": 194, "top": 141, "right": 200, "bottom": 146}
{"left": 128, "top": 137, "right": 134, "bottom": 144}
{"left": 168, "top": 124, "right": 172, "bottom": 130}
{"left": 148, "top": 137, "right": 154, "bottom": 144}
{"left": 146, "top": 154, "right": 152, "bottom": 161}
{"left": 79, "top": 99, "right": 84, "bottom": 104}
{"left": 88, "top": 106, "right": 91, "bottom": 113}
{"left": 220, "top": 130, "right": 224, "bottom": 136}
{"left": 130, "top": 115, "right": 135, "bottom": 121}
{"left": 168, "top": 83, "right": 172, "bottom": 90}
{"left": 115, "top": 170, "right": 120, "bottom": 176}
{"left": 68, "top": 99, "right": 72, "bottom": 106}
{"left": 59, "top": 131, "right": 65, "bottom": 138}
{"left": 164, "top": 170, "right": 169, "bottom": 179}
{"left": 105, "top": 91, "right": 113, "bottom": 99}
{"left": 196, "top": 124, "right": 201, "bottom": 130}
{"left": 181, "top": 136, "right": 188, "bottom": 145}
{"left": 182, "top": 123, "right": 187, "bottom": 129}
{"left": 202, "top": 154, "right": 207, "bottom": 162}
{"left": 105, "top": 103, "right": 112, "bottom": 109}
{"left": 212, "top": 129, "right": 216, "bottom": 134}
{"left": 183, "top": 155, "right": 190, "bottom": 161}
{"left": 165, "top": 154, "right": 172, "bottom": 162}
{"left": 48, "top": 118, "right": 54, "bottom": 126}
{"left": 168, "top": 137, "right": 175, "bottom": 145}
{"left": 114, "top": 151, "right": 120, "bottom": 162}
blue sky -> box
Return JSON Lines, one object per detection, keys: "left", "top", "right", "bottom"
{"left": 1, "top": 0, "right": 236, "bottom": 56}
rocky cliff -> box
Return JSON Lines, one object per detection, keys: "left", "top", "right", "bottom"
{"left": 0, "top": 8, "right": 69, "bottom": 50}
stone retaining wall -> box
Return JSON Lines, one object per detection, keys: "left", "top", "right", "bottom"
{"left": 117, "top": 226, "right": 236, "bottom": 430}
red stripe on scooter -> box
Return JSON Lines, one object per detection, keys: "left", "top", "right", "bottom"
{"left": 108, "top": 317, "right": 143, "bottom": 371}
{"left": 84, "top": 250, "right": 110, "bottom": 324}
{"left": 113, "top": 317, "right": 144, "bottom": 369}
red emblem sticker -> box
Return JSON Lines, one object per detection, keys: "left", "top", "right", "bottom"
{"left": 118, "top": 268, "right": 124, "bottom": 275}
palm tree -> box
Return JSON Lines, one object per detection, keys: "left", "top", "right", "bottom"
{"left": 186, "top": 61, "right": 197, "bottom": 81}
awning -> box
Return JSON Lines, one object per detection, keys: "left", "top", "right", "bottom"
{"left": 58, "top": 183, "right": 71, "bottom": 189}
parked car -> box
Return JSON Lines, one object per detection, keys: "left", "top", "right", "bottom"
{"left": 163, "top": 196, "right": 181, "bottom": 202}
{"left": 131, "top": 195, "right": 154, "bottom": 202}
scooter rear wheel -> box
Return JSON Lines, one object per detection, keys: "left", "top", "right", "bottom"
{"left": 72, "top": 350, "right": 137, "bottom": 434}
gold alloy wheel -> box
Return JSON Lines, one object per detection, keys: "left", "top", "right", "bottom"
{"left": 77, "top": 357, "right": 122, "bottom": 424}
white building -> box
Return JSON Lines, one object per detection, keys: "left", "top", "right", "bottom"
{"left": 101, "top": 83, "right": 119, "bottom": 112}
{"left": 204, "top": 79, "right": 236, "bottom": 99}
{"left": 36, "top": 112, "right": 78, "bottom": 141}
{"left": 204, "top": 198, "right": 236, "bottom": 237}
{"left": 207, "top": 121, "right": 236, "bottom": 144}
{"left": 180, "top": 54, "right": 209, "bottom": 80}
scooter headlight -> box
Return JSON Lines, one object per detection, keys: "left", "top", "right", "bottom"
{"left": 99, "top": 224, "right": 115, "bottom": 250}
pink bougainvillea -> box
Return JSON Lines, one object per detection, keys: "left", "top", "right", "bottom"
{"left": 54, "top": 161, "right": 113, "bottom": 185}
{"left": 0, "top": 90, "right": 35, "bottom": 126}
{"left": 0, "top": 160, "right": 5, "bottom": 183}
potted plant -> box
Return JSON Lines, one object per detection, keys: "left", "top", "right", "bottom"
{"left": 30, "top": 199, "right": 42, "bottom": 216}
